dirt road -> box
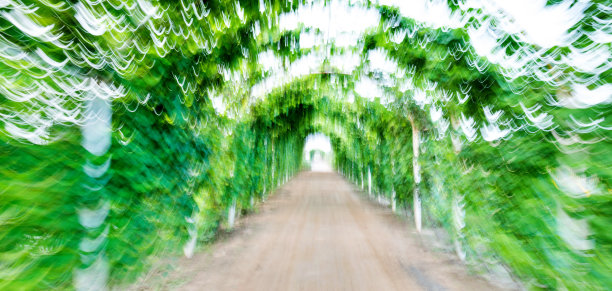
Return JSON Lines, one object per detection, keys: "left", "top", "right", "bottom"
{"left": 154, "top": 172, "right": 501, "bottom": 291}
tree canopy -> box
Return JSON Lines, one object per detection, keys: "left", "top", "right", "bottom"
{"left": 0, "top": 0, "right": 610, "bottom": 290}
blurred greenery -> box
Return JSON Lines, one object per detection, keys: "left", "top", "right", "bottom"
{"left": 0, "top": 0, "right": 610, "bottom": 290}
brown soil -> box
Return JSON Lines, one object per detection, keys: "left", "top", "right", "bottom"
{"left": 142, "top": 171, "right": 502, "bottom": 291}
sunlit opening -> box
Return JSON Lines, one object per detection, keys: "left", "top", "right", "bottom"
{"left": 303, "top": 133, "right": 333, "bottom": 172}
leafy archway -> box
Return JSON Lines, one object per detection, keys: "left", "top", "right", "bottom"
{"left": 1, "top": 0, "right": 610, "bottom": 290}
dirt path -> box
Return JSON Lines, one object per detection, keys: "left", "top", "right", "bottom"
{"left": 151, "top": 172, "right": 501, "bottom": 291}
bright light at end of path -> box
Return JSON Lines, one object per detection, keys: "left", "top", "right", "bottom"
{"left": 304, "top": 133, "right": 333, "bottom": 172}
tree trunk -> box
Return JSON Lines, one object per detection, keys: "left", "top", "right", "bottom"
{"left": 75, "top": 96, "right": 112, "bottom": 291}
{"left": 367, "top": 166, "right": 372, "bottom": 197}
{"left": 409, "top": 114, "right": 422, "bottom": 232}
{"left": 228, "top": 198, "right": 237, "bottom": 229}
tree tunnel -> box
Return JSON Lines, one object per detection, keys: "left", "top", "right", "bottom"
{"left": 0, "top": 0, "right": 610, "bottom": 290}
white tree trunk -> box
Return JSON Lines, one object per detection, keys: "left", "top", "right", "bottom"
{"left": 410, "top": 114, "right": 422, "bottom": 232}
{"left": 368, "top": 166, "right": 372, "bottom": 197}
{"left": 391, "top": 189, "right": 396, "bottom": 213}
{"left": 262, "top": 178, "right": 266, "bottom": 201}
{"left": 76, "top": 96, "right": 111, "bottom": 291}
{"left": 452, "top": 194, "right": 466, "bottom": 261}
{"left": 183, "top": 216, "right": 197, "bottom": 259}
{"left": 414, "top": 188, "right": 421, "bottom": 232}
{"left": 263, "top": 139, "right": 267, "bottom": 201}
{"left": 391, "top": 160, "right": 396, "bottom": 213}
{"left": 361, "top": 171, "right": 364, "bottom": 189}
{"left": 228, "top": 198, "right": 237, "bottom": 229}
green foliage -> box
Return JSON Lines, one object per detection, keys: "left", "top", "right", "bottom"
{"left": 1, "top": 1, "right": 610, "bottom": 290}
